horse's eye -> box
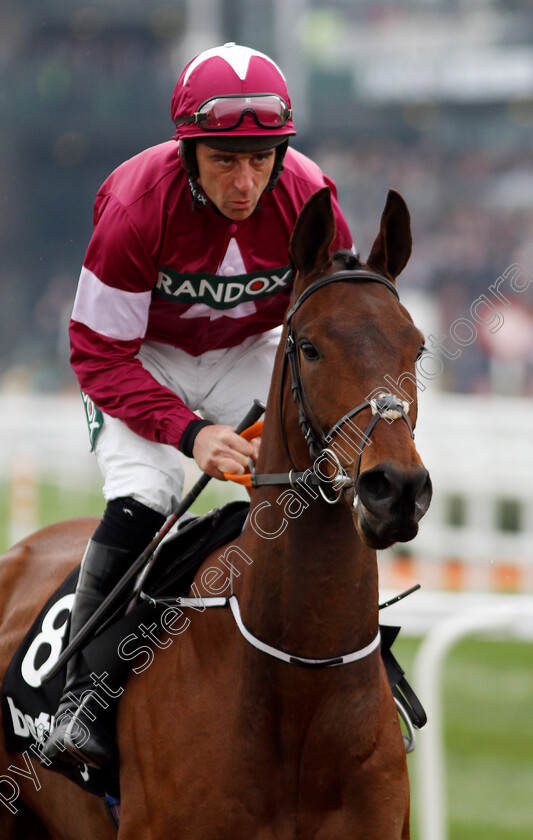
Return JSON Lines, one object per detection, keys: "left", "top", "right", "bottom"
{"left": 300, "top": 341, "right": 320, "bottom": 361}
{"left": 416, "top": 344, "right": 427, "bottom": 361}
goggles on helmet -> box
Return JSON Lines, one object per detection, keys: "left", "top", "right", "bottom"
{"left": 175, "top": 93, "right": 292, "bottom": 132}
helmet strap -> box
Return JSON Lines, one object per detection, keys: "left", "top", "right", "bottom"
{"left": 188, "top": 178, "right": 209, "bottom": 208}
{"left": 264, "top": 138, "right": 289, "bottom": 192}
{"left": 178, "top": 139, "right": 208, "bottom": 208}
{"left": 178, "top": 138, "right": 199, "bottom": 182}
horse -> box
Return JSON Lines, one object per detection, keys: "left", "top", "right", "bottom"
{"left": 0, "top": 185, "right": 431, "bottom": 839}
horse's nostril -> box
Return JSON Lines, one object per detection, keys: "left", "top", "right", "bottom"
{"left": 357, "top": 467, "right": 397, "bottom": 512}
{"left": 357, "top": 464, "right": 431, "bottom": 519}
{"left": 358, "top": 470, "right": 394, "bottom": 508}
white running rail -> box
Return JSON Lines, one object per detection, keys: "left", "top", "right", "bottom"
{"left": 413, "top": 597, "right": 533, "bottom": 840}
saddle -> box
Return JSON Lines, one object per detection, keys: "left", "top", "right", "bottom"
{"left": 142, "top": 500, "right": 250, "bottom": 598}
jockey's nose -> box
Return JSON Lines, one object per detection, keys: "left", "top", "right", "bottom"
{"left": 357, "top": 463, "right": 432, "bottom": 525}
{"left": 234, "top": 162, "right": 253, "bottom": 192}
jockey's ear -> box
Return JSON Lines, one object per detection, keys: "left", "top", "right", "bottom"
{"left": 367, "top": 189, "right": 412, "bottom": 281}
{"left": 290, "top": 187, "right": 335, "bottom": 280}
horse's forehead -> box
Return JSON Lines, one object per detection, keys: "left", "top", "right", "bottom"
{"left": 302, "top": 284, "right": 415, "bottom": 338}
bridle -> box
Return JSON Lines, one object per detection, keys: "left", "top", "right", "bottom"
{"left": 252, "top": 266, "right": 414, "bottom": 503}
{"left": 140, "top": 266, "right": 421, "bottom": 674}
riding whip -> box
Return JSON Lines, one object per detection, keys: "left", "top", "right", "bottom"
{"left": 42, "top": 399, "right": 265, "bottom": 683}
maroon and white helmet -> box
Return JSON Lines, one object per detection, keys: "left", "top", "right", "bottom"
{"left": 172, "top": 42, "right": 296, "bottom": 143}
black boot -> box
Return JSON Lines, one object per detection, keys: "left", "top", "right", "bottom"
{"left": 41, "top": 540, "right": 132, "bottom": 770}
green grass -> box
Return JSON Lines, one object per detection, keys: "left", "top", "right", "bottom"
{"left": 0, "top": 478, "right": 241, "bottom": 552}
{"left": 2, "top": 481, "right": 533, "bottom": 837}
{"left": 395, "top": 635, "right": 533, "bottom": 839}
{"left": 0, "top": 480, "right": 104, "bottom": 550}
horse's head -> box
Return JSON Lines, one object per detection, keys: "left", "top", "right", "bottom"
{"left": 284, "top": 186, "right": 432, "bottom": 549}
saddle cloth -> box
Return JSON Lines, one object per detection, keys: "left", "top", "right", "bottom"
{"left": 0, "top": 500, "right": 250, "bottom": 797}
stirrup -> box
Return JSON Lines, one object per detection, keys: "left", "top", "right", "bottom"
{"left": 395, "top": 696, "right": 416, "bottom": 754}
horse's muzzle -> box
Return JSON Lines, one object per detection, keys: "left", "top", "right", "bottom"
{"left": 354, "top": 463, "right": 432, "bottom": 549}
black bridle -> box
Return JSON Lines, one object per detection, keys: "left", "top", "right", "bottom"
{"left": 251, "top": 267, "right": 414, "bottom": 502}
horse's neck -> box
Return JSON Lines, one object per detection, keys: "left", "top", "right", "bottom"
{"left": 238, "top": 415, "right": 379, "bottom": 659}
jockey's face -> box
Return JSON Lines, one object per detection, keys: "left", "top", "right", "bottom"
{"left": 196, "top": 142, "right": 276, "bottom": 221}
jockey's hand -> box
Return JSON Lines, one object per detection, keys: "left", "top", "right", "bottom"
{"left": 192, "top": 424, "right": 261, "bottom": 480}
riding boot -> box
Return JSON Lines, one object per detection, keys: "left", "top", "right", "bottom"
{"left": 41, "top": 540, "right": 133, "bottom": 770}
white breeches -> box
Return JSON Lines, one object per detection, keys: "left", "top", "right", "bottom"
{"left": 93, "top": 328, "right": 281, "bottom": 515}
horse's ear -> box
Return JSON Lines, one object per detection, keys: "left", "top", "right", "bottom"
{"left": 367, "top": 189, "right": 412, "bottom": 280}
{"left": 290, "top": 187, "right": 336, "bottom": 278}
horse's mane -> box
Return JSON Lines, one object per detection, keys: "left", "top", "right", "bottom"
{"left": 331, "top": 250, "right": 361, "bottom": 270}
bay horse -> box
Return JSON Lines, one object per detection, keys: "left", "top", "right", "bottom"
{"left": 0, "top": 186, "right": 431, "bottom": 839}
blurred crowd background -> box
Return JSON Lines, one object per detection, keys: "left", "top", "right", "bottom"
{"left": 1, "top": 0, "right": 533, "bottom": 397}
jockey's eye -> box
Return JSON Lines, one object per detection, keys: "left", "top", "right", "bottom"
{"left": 300, "top": 341, "right": 320, "bottom": 361}
{"left": 416, "top": 344, "right": 427, "bottom": 361}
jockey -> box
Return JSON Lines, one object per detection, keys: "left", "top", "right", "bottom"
{"left": 42, "top": 42, "right": 353, "bottom": 771}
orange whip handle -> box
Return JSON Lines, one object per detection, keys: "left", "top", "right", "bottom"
{"left": 222, "top": 419, "right": 264, "bottom": 486}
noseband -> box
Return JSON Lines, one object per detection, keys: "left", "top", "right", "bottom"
{"left": 252, "top": 267, "right": 414, "bottom": 502}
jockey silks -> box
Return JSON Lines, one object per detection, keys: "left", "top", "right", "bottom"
{"left": 69, "top": 142, "right": 352, "bottom": 449}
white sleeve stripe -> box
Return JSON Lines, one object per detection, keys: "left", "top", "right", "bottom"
{"left": 71, "top": 267, "right": 151, "bottom": 341}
